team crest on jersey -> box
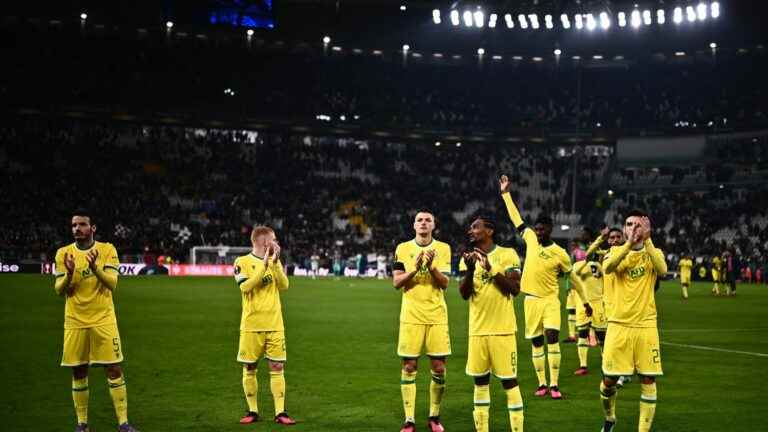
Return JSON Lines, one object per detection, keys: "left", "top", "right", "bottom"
{"left": 628, "top": 266, "right": 646, "bottom": 280}
{"left": 261, "top": 274, "right": 273, "bottom": 286}
{"left": 538, "top": 249, "right": 551, "bottom": 259}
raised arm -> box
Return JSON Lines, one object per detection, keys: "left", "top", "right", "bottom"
{"left": 87, "top": 246, "right": 119, "bottom": 291}
{"left": 499, "top": 175, "right": 525, "bottom": 230}
{"left": 645, "top": 239, "right": 668, "bottom": 275}
{"left": 603, "top": 241, "right": 633, "bottom": 274}
{"left": 272, "top": 260, "right": 289, "bottom": 291}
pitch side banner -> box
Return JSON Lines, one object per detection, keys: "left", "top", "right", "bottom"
{"left": 0, "top": 262, "right": 41, "bottom": 273}
{"left": 47, "top": 263, "right": 160, "bottom": 276}
{"left": 168, "top": 264, "right": 234, "bottom": 276}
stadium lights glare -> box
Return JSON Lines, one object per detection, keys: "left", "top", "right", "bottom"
{"left": 711, "top": 2, "right": 720, "bottom": 18}
{"left": 686, "top": 6, "right": 696, "bottom": 22}
{"left": 505, "top": 14, "right": 514, "bottom": 28}
{"left": 554, "top": 48, "right": 562, "bottom": 56}
{"left": 463, "top": 10, "right": 473, "bottom": 27}
{"left": 474, "top": 10, "right": 485, "bottom": 28}
{"left": 432, "top": 9, "right": 441, "bottom": 24}
{"left": 697, "top": 3, "right": 707, "bottom": 20}
{"left": 575, "top": 14, "right": 583, "bottom": 29}
{"left": 488, "top": 13, "right": 497, "bottom": 28}
{"left": 400, "top": 5, "right": 406, "bottom": 11}
{"left": 451, "top": 10, "right": 460, "bottom": 26}
{"left": 529, "top": 14, "right": 539, "bottom": 29}
{"left": 657, "top": 9, "right": 666, "bottom": 25}
{"left": 80, "top": 13, "right": 88, "bottom": 20}
{"left": 618, "top": 12, "right": 627, "bottom": 27}
{"left": 166, "top": 21, "right": 174, "bottom": 29}
{"left": 586, "top": 13, "right": 596, "bottom": 31}
{"left": 518, "top": 14, "right": 529, "bottom": 29}
{"left": 492, "top": 55, "right": 502, "bottom": 60}
{"left": 675, "top": 51, "right": 686, "bottom": 56}
{"left": 512, "top": 55, "right": 523, "bottom": 60}
{"left": 630, "top": 10, "right": 641, "bottom": 28}
{"left": 433, "top": 53, "right": 443, "bottom": 58}
{"left": 545, "top": 14, "right": 553, "bottom": 29}
{"left": 435, "top": 141, "right": 441, "bottom": 147}
{"left": 599, "top": 12, "right": 610, "bottom": 30}
{"left": 673, "top": 7, "right": 683, "bottom": 24}
{"left": 608, "top": 189, "right": 614, "bottom": 196}
{"left": 323, "top": 36, "right": 331, "bottom": 44}
{"left": 561, "top": 14, "right": 571, "bottom": 29}
{"left": 710, "top": 42, "right": 717, "bottom": 49}
{"left": 402, "top": 44, "right": 410, "bottom": 52}
{"left": 477, "top": 48, "right": 485, "bottom": 55}
{"left": 331, "top": 46, "right": 342, "bottom": 52}
{"left": 532, "top": 56, "right": 543, "bottom": 62}
{"left": 643, "top": 10, "right": 652, "bottom": 26}
{"left": 246, "top": 29, "right": 254, "bottom": 37}
{"left": 593, "top": 55, "right": 604, "bottom": 59}
{"left": 456, "top": 142, "right": 462, "bottom": 147}
{"left": 572, "top": 55, "right": 581, "bottom": 60}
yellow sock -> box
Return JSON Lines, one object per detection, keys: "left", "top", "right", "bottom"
{"left": 107, "top": 376, "right": 128, "bottom": 425}
{"left": 599, "top": 381, "right": 617, "bottom": 422}
{"left": 639, "top": 383, "right": 657, "bottom": 432}
{"left": 713, "top": 283, "right": 719, "bottom": 294}
{"left": 473, "top": 385, "right": 490, "bottom": 432}
{"left": 429, "top": 370, "right": 446, "bottom": 417}
{"left": 506, "top": 386, "right": 524, "bottom": 432}
{"left": 72, "top": 377, "right": 89, "bottom": 424}
{"left": 577, "top": 337, "right": 589, "bottom": 368}
{"left": 547, "top": 343, "right": 561, "bottom": 387}
{"left": 401, "top": 370, "right": 417, "bottom": 423}
{"left": 682, "top": 285, "right": 689, "bottom": 299}
{"left": 567, "top": 314, "right": 576, "bottom": 339}
{"left": 531, "top": 345, "right": 547, "bottom": 386}
{"left": 270, "top": 370, "right": 286, "bottom": 416}
{"left": 242, "top": 367, "right": 258, "bottom": 413}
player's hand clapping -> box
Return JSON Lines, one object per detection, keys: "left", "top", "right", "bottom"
{"left": 474, "top": 248, "right": 491, "bottom": 272}
{"left": 86, "top": 249, "right": 99, "bottom": 271}
{"left": 64, "top": 252, "right": 75, "bottom": 275}
{"left": 423, "top": 250, "right": 436, "bottom": 269}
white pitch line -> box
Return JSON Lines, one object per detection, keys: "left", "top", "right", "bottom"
{"left": 661, "top": 341, "right": 768, "bottom": 358}
{"left": 661, "top": 328, "right": 768, "bottom": 333}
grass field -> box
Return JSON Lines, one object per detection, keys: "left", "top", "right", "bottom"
{"left": 0, "top": 274, "right": 766, "bottom": 431}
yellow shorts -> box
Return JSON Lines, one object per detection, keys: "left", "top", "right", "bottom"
{"left": 712, "top": 271, "right": 720, "bottom": 282}
{"left": 61, "top": 324, "right": 123, "bottom": 367}
{"left": 577, "top": 300, "right": 607, "bottom": 330}
{"left": 238, "top": 331, "right": 286, "bottom": 363}
{"left": 602, "top": 324, "right": 663, "bottom": 377}
{"left": 523, "top": 295, "right": 561, "bottom": 339}
{"left": 466, "top": 334, "right": 518, "bottom": 379}
{"left": 681, "top": 274, "right": 691, "bottom": 285}
{"left": 565, "top": 289, "right": 577, "bottom": 310}
{"left": 398, "top": 323, "right": 451, "bottom": 358}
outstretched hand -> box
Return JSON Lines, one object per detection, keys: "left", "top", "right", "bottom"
{"left": 499, "top": 174, "right": 510, "bottom": 194}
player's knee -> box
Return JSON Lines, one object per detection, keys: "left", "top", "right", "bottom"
{"left": 577, "top": 327, "right": 590, "bottom": 338}
{"left": 501, "top": 378, "right": 518, "bottom": 389}
{"left": 244, "top": 362, "right": 258, "bottom": 371}
{"left": 430, "top": 362, "right": 446, "bottom": 375}
{"left": 545, "top": 330, "right": 559, "bottom": 344}
{"left": 531, "top": 335, "right": 545, "bottom": 347}
{"left": 474, "top": 374, "right": 491, "bottom": 386}
{"left": 105, "top": 364, "right": 122, "bottom": 380}
{"left": 268, "top": 361, "right": 284, "bottom": 372}
{"left": 402, "top": 360, "right": 418, "bottom": 373}
{"left": 567, "top": 309, "right": 576, "bottom": 316}
{"left": 602, "top": 376, "right": 618, "bottom": 387}
{"left": 596, "top": 331, "right": 606, "bottom": 345}
{"left": 73, "top": 365, "right": 89, "bottom": 379}
{"left": 640, "top": 375, "right": 655, "bottom": 385}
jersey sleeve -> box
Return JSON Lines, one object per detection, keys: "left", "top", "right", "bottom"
{"left": 393, "top": 244, "right": 406, "bottom": 272}
{"left": 54, "top": 248, "right": 67, "bottom": 278}
{"left": 233, "top": 257, "right": 249, "bottom": 286}
{"left": 522, "top": 227, "right": 537, "bottom": 247}
{"left": 558, "top": 249, "right": 572, "bottom": 273}
{"left": 503, "top": 249, "right": 522, "bottom": 273}
{"left": 103, "top": 244, "right": 120, "bottom": 274}
{"left": 459, "top": 256, "right": 467, "bottom": 272}
{"left": 437, "top": 244, "right": 451, "bottom": 273}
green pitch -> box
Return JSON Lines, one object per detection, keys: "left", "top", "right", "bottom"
{"left": 1, "top": 274, "right": 765, "bottom": 431}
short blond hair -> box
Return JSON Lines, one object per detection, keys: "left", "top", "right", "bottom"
{"left": 250, "top": 225, "right": 274, "bottom": 245}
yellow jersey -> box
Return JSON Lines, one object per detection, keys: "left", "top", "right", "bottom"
{"left": 679, "top": 258, "right": 693, "bottom": 278}
{"left": 604, "top": 244, "right": 666, "bottom": 328}
{"left": 54, "top": 241, "right": 120, "bottom": 329}
{"left": 459, "top": 246, "right": 521, "bottom": 336}
{"left": 394, "top": 239, "right": 452, "bottom": 324}
{"left": 712, "top": 256, "right": 723, "bottom": 272}
{"left": 234, "top": 253, "right": 289, "bottom": 332}
{"left": 520, "top": 228, "right": 571, "bottom": 298}
{"left": 575, "top": 260, "right": 604, "bottom": 303}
